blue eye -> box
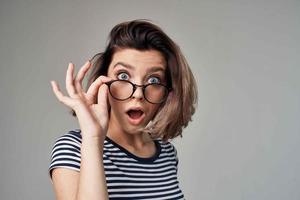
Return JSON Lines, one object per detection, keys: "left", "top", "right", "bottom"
{"left": 117, "top": 72, "right": 129, "bottom": 80}
{"left": 148, "top": 77, "right": 160, "bottom": 84}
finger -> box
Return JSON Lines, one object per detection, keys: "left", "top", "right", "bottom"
{"left": 51, "top": 80, "right": 74, "bottom": 107}
{"left": 86, "top": 75, "right": 112, "bottom": 99}
{"left": 74, "top": 60, "right": 92, "bottom": 94}
{"left": 66, "top": 63, "right": 77, "bottom": 97}
{"left": 97, "top": 83, "right": 109, "bottom": 109}
{"left": 96, "top": 84, "right": 109, "bottom": 130}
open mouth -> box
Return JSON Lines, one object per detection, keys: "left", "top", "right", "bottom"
{"left": 126, "top": 109, "right": 145, "bottom": 125}
{"left": 127, "top": 109, "right": 144, "bottom": 119}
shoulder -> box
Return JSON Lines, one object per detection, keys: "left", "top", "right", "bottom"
{"left": 157, "top": 139, "right": 178, "bottom": 153}
{"left": 50, "top": 129, "right": 82, "bottom": 156}
{"left": 55, "top": 129, "right": 82, "bottom": 143}
{"left": 49, "top": 129, "right": 82, "bottom": 179}
{"left": 157, "top": 139, "right": 179, "bottom": 159}
{"left": 156, "top": 139, "right": 179, "bottom": 167}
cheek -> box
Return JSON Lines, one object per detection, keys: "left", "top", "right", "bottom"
{"left": 108, "top": 96, "right": 121, "bottom": 115}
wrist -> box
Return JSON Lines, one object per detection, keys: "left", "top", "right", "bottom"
{"left": 80, "top": 126, "right": 106, "bottom": 141}
{"left": 82, "top": 135, "right": 105, "bottom": 143}
{"left": 81, "top": 138, "right": 105, "bottom": 155}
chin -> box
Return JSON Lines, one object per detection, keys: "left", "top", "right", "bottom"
{"left": 122, "top": 120, "right": 149, "bottom": 135}
{"left": 123, "top": 123, "right": 144, "bottom": 134}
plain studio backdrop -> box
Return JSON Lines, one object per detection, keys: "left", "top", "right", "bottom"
{"left": 0, "top": 0, "right": 299, "bottom": 199}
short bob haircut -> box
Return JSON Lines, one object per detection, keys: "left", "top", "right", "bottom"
{"left": 71, "top": 19, "right": 197, "bottom": 142}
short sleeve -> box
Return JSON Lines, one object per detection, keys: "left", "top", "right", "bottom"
{"left": 48, "top": 130, "right": 82, "bottom": 179}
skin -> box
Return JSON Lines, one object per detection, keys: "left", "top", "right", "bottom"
{"left": 106, "top": 48, "right": 167, "bottom": 155}
{"left": 50, "top": 48, "right": 167, "bottom": 200}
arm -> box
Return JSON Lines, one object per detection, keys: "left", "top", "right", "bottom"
{"left": 77, "top": 137, "right": 108, "bottom": 200}
{"left": 50, "top": 61, "right": 112, "bottom": 200}
{"left": 50, "top": 134, "right": 108, "bottom": 200}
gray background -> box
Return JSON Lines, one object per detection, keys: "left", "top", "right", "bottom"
{"left": 0, "top": 0, "right": 299, "bottom": 199}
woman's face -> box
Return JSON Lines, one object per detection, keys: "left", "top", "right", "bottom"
{"left": 106, "top": 48, "right": 167, "bottom": 135}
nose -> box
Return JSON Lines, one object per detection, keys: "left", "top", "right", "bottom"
{"left": 132, "top": 84, "right": 144, "bottom": 101}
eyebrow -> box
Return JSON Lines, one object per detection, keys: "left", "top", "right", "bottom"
{"left": 113, "top": 62, "right": 165, "bottom": 73}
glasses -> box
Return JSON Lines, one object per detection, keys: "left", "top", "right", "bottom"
{"left": 105, "top": 80, "right": 171, "bottom": 104}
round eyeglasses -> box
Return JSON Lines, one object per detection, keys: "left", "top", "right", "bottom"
{"left": 105, "top": 80, "right": 171, "bottom": 104}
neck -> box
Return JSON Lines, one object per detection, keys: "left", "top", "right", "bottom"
{"left": 107, "top": 116, "right": 153, "bottom": 150}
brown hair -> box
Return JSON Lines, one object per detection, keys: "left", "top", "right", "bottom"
{"left": 71, "top": 19, "right": 197, "bottom": 142}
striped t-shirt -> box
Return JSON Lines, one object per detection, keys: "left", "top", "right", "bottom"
{"left": 49, "top": 129, "right": 185, "bottom": 199}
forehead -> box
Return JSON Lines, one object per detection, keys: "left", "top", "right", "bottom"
{"left": 108, "top": 48, "right": 166, "bottom": 72}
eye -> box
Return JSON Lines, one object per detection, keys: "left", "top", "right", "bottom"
{"left": 117, "top": 72, "right": 129, "bottom": 80}
{"left": 148, "top": 76, "right": 160, "bottom": 84}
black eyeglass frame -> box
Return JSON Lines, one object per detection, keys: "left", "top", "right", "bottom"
{"left": 105, "top": 80, "right": 172, "bottom": 104}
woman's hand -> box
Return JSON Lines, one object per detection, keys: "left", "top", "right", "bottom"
{"left": 50, "top": 61, "right": 112, "bottom": 141}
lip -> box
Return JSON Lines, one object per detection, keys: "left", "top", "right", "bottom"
{"left": 125, "top": 106, "right": 145, "bottom": 125}
{"left": 126, "top": 113, "right": 145, "bottom": 125}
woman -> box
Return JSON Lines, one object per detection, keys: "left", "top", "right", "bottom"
{"left": 49, "top": 19, "right": 197, "bottom": 200}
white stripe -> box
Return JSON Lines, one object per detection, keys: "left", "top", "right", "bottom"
{"left": 104, "top": 151, "right": 128, "bottom": 156}
{"left": 156, "top": 156, "right": 176, "bottom": 162}
{"left": 62, "top": 134, "right": 81, "bottom": 142}
{"left": 103, "top": 147, "right": 120, "bottom": 151}
{"left": 159, "top": 152, "right": 176, "bottom": 157}
{"left": 51, "top": 142, "right": 80, "bottom": 155}
{"left": 106, "top": 174, "right": 177, "bottom": 181}
{"left": 52, "top": 143, "right": 80, "bottom": 152}
{"left": 107, "top": 179, "right": 177, "bottom": 187}
{"left": 108, "top": 183, "right": 178, "bottom": 192}
{"left": 51, "top": 149, "right": 81, "bottom": 159}
{"left": 51, "top": 155, "right": 81, "bottom": 162}
{"left": 54, "top": 139, "right": 80, "bottom": 147}
{"left": 116, "top": 164, "right": 175, "bottom": 172}
{"left": 160, "top": 143, "right": 172, "bottom": 148}
{"left": 105, "top": 169, "right": 176, "bottom": 177}
{"left": 109, "top": 187, "right": 181, "bottom": 198}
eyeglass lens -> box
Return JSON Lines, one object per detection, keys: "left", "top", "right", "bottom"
{"left": 109, "top": 80, "right": 168, "bottom": 103}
